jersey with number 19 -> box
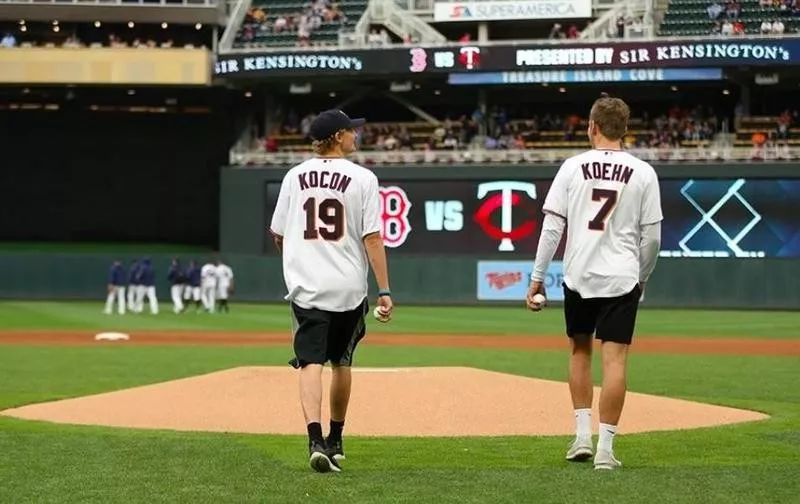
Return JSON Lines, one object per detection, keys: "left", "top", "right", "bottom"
{"left": 269, "top": 158, "right": 382, "bottom": 312}
{"left": 543, "top": 149, "right": 663, "bottom": 299}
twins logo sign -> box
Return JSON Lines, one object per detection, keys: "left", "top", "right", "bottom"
{"left": 473, "top": 181, "right": 538, "bottom": 251}
{"left": 378, "top": 186, "right": 413, "bottom": 247}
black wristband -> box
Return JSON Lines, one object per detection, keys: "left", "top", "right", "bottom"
{"left": 378, "top": 290, "right": 391, "bottom": 297}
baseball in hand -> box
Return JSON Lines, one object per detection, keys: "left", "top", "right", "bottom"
{"left": 373, "top": 306, "right": 391, "bottom": 322}
{"left": 532, "top": 293, "right": 547, "bottom": 306}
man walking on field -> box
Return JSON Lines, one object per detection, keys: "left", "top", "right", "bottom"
{"left": 527, "top": 94, "right": 663, "bottom": 470}
{"left": 269, "top": 109, "right": 393, "bottom": 474}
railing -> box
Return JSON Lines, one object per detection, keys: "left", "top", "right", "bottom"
{"left": 229, "top": 146, "right": 800, "bottom": 166}
{"left": 225, "top": 32, "right": 800, "bottom": 53}
{"left": 0, "top": 0, "right": 217, "bottom": 4}
{"left": 580, "top": 0, "right": 654, "bottom": 40}
{"left": 218, "top": 0, "right": 251, "bottom": 52}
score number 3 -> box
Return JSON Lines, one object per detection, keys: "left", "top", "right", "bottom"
{"left": 303, "top": 197, "right": 345, "bottom": 241}
{"left": 588, "top": 188, "right": 618, "bottom": 231}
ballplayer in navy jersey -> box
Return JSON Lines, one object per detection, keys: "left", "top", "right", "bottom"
{"left": 168, "top": 258, "right": 186, "bottom": 314}
{"left": 183, "top": 260, "right": 203, "bottom": 312}
{"left": 104, "top": 260, "right": 126, "bottom": 315}
{"left": 127, "top": 259, "right": 140, "bottom": 313}
{"left": 528, "top": 94, "right": 662, "bottom": 471}
{"left": 270, "top": 109, "right": 392, "bottom": 474}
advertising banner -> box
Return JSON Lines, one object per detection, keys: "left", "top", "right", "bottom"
{"left": 433, "top": 0, "right": 592, "bottom": 22}
{"left": 0, "top": 48, "right": 211, "bottom": 85}
{"left": 217, "top": 38, "right": 800, "bottom": 78}
{"left": 476, "top": 260, "right": 565, "bottom": 301}
{"left": 447, "top": 67, "right": 724, "bottom": 85}
{"left": 263, "top": 178, "right": 800, "bottom": 258}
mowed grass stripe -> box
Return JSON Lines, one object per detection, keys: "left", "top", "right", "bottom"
{"left": 0, "top": 302, "right": 798, "bottom": 338}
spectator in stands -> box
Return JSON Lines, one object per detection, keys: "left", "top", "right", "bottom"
{"left": 629, "top": 16, "right": 644, "bottom": 37}
{"left": 459, "top": 33, "right": 472, "bottom": 43}
{"left": 300, "top": 113, "right": 314, "bottom": 139}
{"left": 772, "top": 18, "right": 785, "bottom": 33}
{"left": 721, "top": 19, "right": 734, "bottom": 35}
{"left": 567, "top": 24, "right": 580, "bottom": 38}
{"left": 549, "top": 24, "right": 565, "bottom": 39}
{"left": 616, "top": 16, "right": 626, "bottom": 37}
{"left": 711, "top": 21, "right": 723, "bottom": 35}
{"left": 273, "top": 15, "right": 288, "bottom": 33}
{"left": 709, "top": 1, "right": 724, "bottom": 19}
{"left": 265, "top": 133, "right": 280, "bottom": 153}
{"left": 1, "top": 32, "right": 16, "bottom": 48}
{"left": 761, "top": 19, "right": 774, "bottom": 33}
{"left": 759, "top": 0, "right": 772, "bottom": 7}
{"left": 777, "top": 110, "right": 791, "bottom": 142}
{"left": 733, "top": 20, "right": 745, "bottom": 34}
{"left": 726, "top": 0, "right": 741, "bottom": 18}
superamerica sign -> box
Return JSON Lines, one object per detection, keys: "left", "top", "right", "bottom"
{"left": 217, "top": 38, "right": 800, "bottom": 78}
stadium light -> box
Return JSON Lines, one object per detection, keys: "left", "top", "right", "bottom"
{"left": 128, "top": 21, "right": 135, "bottom": 29}
{"left": 94, "top": 21, "right": 101, "bottom": 28}
{"left": 162, "top": 23, "right": 168, "bottom": 29}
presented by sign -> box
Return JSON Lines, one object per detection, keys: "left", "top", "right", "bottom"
{"left": 433, "top": 0, "right": 592, "bottom": 22}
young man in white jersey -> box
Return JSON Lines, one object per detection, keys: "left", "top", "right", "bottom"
{"left": 269, "top": 109, "right": 393, "bottom": 474}
{"left": 200, "top": 261, "right": 217, "bottom": 313}
{"left": 527, "top": 95, "right": 663, "bottom": 470}
{"left": 215, "top": 261, "right": 234, "bottom": 313}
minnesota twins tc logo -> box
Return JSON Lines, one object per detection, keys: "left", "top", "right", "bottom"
{"left": 473, "top": 181, "right": 538, "bottom": 251}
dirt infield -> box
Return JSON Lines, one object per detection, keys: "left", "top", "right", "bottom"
{"left": 0, "top": 366, "right": 769, "bottom": 436}
{"left": 0, "top": 330, "right": 798, "bottom": 356}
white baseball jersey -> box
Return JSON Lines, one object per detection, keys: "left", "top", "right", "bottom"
{"left": 543, "top": 149, "right": 663, "bottom": 298}
{"left": 216, "top": 263, "right": 234, "bottom": 288}
{"left": 200, "top": 263, "right": 217, "bottom": 287}
{"left": 269, "top": 157, "right": 382, "bottom": 312}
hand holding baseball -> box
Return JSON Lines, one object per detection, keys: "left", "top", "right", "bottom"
{"left": 526, "top": 281, "right": 547, "bottom": 312}
{"left": 373, "top": 295, "right": 393, "bottom": 323}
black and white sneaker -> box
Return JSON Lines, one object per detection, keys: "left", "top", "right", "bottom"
{"left": 309, "top": 441, "right": 341, "bottom": 473}
{"left": 326, "top": 437, "right": 345, "bottom": 462}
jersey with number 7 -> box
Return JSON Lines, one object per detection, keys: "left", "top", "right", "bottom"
{"left": 542, "top": 149, "right": 663, "bottom": 298}
{"left": 269, "top": 157, "right": 383, "bottom": 312}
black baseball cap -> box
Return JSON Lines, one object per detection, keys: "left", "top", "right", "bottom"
{"left": 309, "top": 109, "right": 366, "bottom": 141}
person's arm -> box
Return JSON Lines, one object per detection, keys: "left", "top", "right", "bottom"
{"left": 527, "top": 162, "right": 570, "bottom": 310}
{"left": 362, "top": 175, "right": 390, "bottom": 292}
{"left": 639, "top": 173, "right": 664, "bottom": 291}
{"left": 269, "top": 174, "right": 291, "bottom": 254}
{"left": 531, "top": 213, "right": 567, "bottom": 283}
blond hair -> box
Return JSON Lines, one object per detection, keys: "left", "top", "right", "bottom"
{"left": 589, "top": 94, "right": 630, "bottom": 141}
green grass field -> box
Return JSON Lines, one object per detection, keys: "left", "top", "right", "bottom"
{"left": 0, "top": 302, "right": 798, "bottom": 503}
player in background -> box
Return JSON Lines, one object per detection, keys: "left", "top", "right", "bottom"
{"left": 270, "top": 109, "right": 393, "bottom": 474}
{"left": 526, "top": 94, "right": 662, "bottom": 471}
{"left": 215, "top": 260, "right": 234, "bottom": 313}
{"left": 168, "top": 258, "right": 186, "bottom": 314}
{"left": 200, "top": 260, "right": 218, "bottom": 313}
{"left": 127, "top": 259, "right": 140, "bottom": 313}
{"left": 104, "top": 260, "right": 126, "bottom": 315}
{"left": 139, "top": 257, "right": 159, "bottom": 315}
{"left": 184, "top": 259, "right": 203, "bottom": 312}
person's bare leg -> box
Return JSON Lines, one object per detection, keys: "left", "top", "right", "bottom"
{"left": 330, "top": 365, "right": 352, "bottom": 422}
{"left": 596, "top": 341, "right": 629, "bottom": 465}
{"left": 566, "top": 334, "right": 595, "bottom": 460}
{"left": 299, "top": 364, "right": 325, "bottom": 443}
{"left": 327, "top": 365, "right": 351, "bottom": 460}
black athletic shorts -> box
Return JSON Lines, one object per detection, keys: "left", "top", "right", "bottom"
{"left": 288, "top": 298, "right": 368, "bottom": 369}
{"left": 563, "top": 283, "right": 641, "bottom": 345}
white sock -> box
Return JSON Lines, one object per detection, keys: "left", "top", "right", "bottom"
{"left": 575, "top": 408, "right": 592, "bottom": 439}
{"left": 598, "top": 423, "right": 616, "bottom": 452}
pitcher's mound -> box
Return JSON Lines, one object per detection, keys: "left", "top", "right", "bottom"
{"left": 0, "top": 367, "right": 767, "bottom": 436}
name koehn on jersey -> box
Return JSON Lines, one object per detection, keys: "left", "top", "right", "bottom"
{"left": 298, "top": 170, "right": 353, "bottom": 193}
{"left": 581, "top": 162, "right": 634, "bottom": 184}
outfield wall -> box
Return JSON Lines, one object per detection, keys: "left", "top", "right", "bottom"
{"left": 0, "top": 163, "right": 797, "bottom": 309}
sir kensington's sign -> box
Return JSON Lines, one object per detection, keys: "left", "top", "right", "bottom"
{"left": 215, "top": 37, "right": 800, "bottom": 79}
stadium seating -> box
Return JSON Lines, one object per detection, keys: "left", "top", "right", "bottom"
{"left": 235, "top": 0, "right": 366, "bottom": 48}
{"left": 734, "top": 115, "right": 800, "bottom": 146}
{"left": 659, "top": 0, "right": 800, "bottom": 36}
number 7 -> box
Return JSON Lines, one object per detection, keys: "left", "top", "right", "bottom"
{"left": 588, "top": 188, "right": 618, "bottom": 231}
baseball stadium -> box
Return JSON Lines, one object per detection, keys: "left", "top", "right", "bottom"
{"left": 1, "top": 0, "right": 800, "bottom": 502}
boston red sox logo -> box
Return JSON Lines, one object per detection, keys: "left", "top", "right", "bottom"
{"left": 409, "top": 48, "right": 428, "bottom": 73}
{"left": 379, "top": 186, "right": 412, "bottom": 248}
{"left": 473, "top": 181, "right": 537, "bottom": 251}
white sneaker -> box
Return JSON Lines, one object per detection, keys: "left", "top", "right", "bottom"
{"left": 594, "top": 449, "right": 622, "bottom": 470}
{"left": 565, "top": 436, "right": 593, "bottom": 461}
